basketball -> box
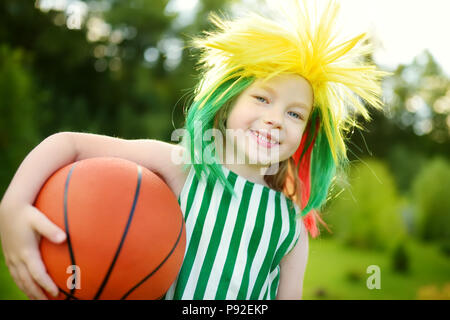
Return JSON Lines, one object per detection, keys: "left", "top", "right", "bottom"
{"left": 34, "top": 157, "right": 186, "bottom": 300}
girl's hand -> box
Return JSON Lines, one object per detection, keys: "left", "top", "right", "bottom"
{"left": 0, "top": 203, "right": 66, "bottom": 300}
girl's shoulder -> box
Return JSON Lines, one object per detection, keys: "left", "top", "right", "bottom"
{"left": 148, "top": 141, "right": 189, "bottom": 198}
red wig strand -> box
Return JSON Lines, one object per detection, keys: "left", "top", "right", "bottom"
{"left": 291, "top": 117, "right": 330, "bottom": 238}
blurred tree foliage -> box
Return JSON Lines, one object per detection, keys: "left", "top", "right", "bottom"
{"left": 324, "top": 159, "right": 407, "bottom": 251}
{"left": 0, "top": 45, "right": 44, "bottom": 186}
{"left": 0, "top": 0, "right": 234, "bottom": 197}
{"left": 411, "top": 157, "right": 450, "bottom": 247}
{"left": 348, "top": 51, "right": 450, "bottom": 195}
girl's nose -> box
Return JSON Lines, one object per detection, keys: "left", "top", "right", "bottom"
{"left": 263, "top": 119, "right": 281, "bottom": 128}
{"left": 263, "top": 110, "right": 283, "bottom": 128}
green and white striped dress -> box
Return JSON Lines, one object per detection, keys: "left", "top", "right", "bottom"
{"left": 163, "top": 165, "right": 302, "bottom": 300}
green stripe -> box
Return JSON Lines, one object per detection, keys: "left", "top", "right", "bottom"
{"left": 165, "top": 171, "right": 197, "bottom": 301}
{"left": 215, "top": 181, "right": 254, "bottom": 299}
{"left": 236, "top": 187, "right": 270, "bottom": 299}
{"left": 173, "top": 176, "right": 215, "bottom": 299}
{"left": 184, "top": 172, "right": 199, "bottom": 221}
{"left": 250, "top": 192, "right": 283, "bottom": 298}
{"left": 270, "top": 198, "right": 298, "bottom": 272}
{"left": 192, "top": 173, "right": 238, "bottom": 299}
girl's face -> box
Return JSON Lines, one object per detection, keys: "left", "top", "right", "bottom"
{"left": 225, "top": 74, "right": 313, "bottom": 168}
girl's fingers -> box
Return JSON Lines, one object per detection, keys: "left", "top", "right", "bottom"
{"left": 9, "top": 266, "right": 26, "bottom": 295}
{"left": 16, "top": 263, "right": 48, "bottom": 300}
{"left": 25, "top": 249, "right": 59, "bottom": 297}
{"left": 28, "top": 206, "right": 66, "bottom": 244}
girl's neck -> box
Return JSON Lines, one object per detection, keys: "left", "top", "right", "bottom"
{"left": 217, "top": 136, "right": 271, "bottom": 187}
{"left": 222, "top": 163, "right": 269, "bottom": 187}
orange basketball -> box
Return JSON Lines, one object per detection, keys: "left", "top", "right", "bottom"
{"left": 34, "top": 157, "right": 186, "bottom": 300}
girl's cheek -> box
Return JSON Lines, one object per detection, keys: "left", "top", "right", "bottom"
{"left": 287, "top": 126, "right": 305, "bottom": 147}
{"left": 233, "top": 110, "right": 257, "bottom": 127}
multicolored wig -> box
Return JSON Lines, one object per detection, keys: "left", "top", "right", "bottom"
{"left": 182, "top": 0, "right": 388, "bottom": 237}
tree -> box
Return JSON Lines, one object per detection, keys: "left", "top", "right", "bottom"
{"left": 325, "top": 159, "right": 406, "bottom": 250}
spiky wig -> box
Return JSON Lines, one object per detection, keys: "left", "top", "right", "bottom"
{"left": 182, "top": 0, "right": 388, "bottom": 236}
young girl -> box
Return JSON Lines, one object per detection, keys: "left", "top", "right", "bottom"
{"left": 0, "top": 0, "right": 386, "bottom": 300}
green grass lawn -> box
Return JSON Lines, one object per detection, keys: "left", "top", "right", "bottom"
{"left": 1, "top": 237, "right": 449, "bottom": 300}
{"left": 303, "top": 237, "right": 450, "bottom": 300}
{"left": 0, "top": 249, "right": 27, "bottom": 300}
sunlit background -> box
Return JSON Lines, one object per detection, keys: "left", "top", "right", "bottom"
{"left": 1, "top": 0, "right": 449, "bottom": 300}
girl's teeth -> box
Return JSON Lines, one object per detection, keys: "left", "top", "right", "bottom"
{"left": 254, "top": 131, "right": 277, "bottom": 144}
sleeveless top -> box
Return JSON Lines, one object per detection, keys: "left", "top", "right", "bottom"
{"left": 163, "top": 165, "right": 302, "bottom": 300}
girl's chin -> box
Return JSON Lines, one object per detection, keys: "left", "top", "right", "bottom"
{"left": 241, "top": 155, "right": 284, "bottom": 175}
{"left": 247, "top": 144, "right": 283, "bottom": 164}
{"left": 245, "top": 149, "right": 284, "bottom": 167}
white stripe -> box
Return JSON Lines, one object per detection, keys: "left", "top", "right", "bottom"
{"left": 164, "top": 273, "right": 179, "bottom": 299}
{"left": 246, "top": 189, "right": 276, "bottom": 299}
{"left": 164, "top": 168, "right": 207, "bottom": 300}
{"left": 203, "top": 175, "right": 247, "bottom": 299}
{"left": 261, "top": 199, "right": 295, "bottom": 300}
{"left": 296, "top": 217, "right": 302, "bottom": 244}
{"left": 275, "top": 196, "right": 291, "bottom": 259}
{"left": 286, "top": 217, "right": 302, "bottom": 255}
{"left": 264, "top": 266, "right": 280, "bottom": 299}
{"left": 179, "top": 166, "right": 195, "bottom": 216}
{"left": 181, "top": 179, "right": 225, "bottom": 299}
{"left": 258, "top": 274, "right": 270, "bottom": 299}
{"left": 164, "top": 167, "right": 195, "bottom": 300}
{"left": 258, "top": 196, "right": 289, "bottom": 300}
{"left": 225, "top": 184, "right": 263, "bottom": 299}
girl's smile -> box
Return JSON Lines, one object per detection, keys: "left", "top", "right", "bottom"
{"left": 249, "top": 129, "right": 280, "bottom": 148}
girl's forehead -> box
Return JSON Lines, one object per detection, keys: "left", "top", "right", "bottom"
{"left": 251, "top": 74, "right": 312, "bottom": 90}
{"left": 249, "top": 74, "right": 314, "bottom": 105}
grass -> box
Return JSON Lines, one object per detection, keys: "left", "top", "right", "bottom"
{"left": 1, "top": 237, "right": 449, "bottom": 300}
{"left": 0, "top": 249, "right": 27, "bottom": 300}
{"left": 303, "top": 237, "right": 450, "bottom": 300}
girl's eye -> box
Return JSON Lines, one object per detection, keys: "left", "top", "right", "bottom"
{"left": 254, "top": 96, "right": 268, "bottom": 104}
{"left": 287, "top": 111, "right": 303, "bottom": 120}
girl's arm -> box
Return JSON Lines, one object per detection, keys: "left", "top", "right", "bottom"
{"left": 0, "top": 132, "right": 78, "bottom": 300}
{"left": 69, "top": 131, "right": 187, "bottom": 196}
{"left": 1, "top": 132, "right": 78, "bottom": 208}
{"left": 0, "top": 132, "right": 187, "bottom": 300}
{"left": 276, "top": 219, "right": 309, "bottom": 300}
{"left": 1, "top": 132, "right": 187, "bottom": 207}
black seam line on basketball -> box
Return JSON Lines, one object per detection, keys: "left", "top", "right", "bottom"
{"left": 120, "top": 206, "right": 185, "bottom": 300}
{"left": 64, "top": 162, "right": 78, "bottom": 300}
{"left": 93, "top": 165, "right": 143, "bottom": 300}
{"left": 58, "top": 286, "right": 80, "bottom": 300}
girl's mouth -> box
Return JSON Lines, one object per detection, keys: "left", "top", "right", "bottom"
{"left": 249, "top": 130, "right": 280, "bottom": 148}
